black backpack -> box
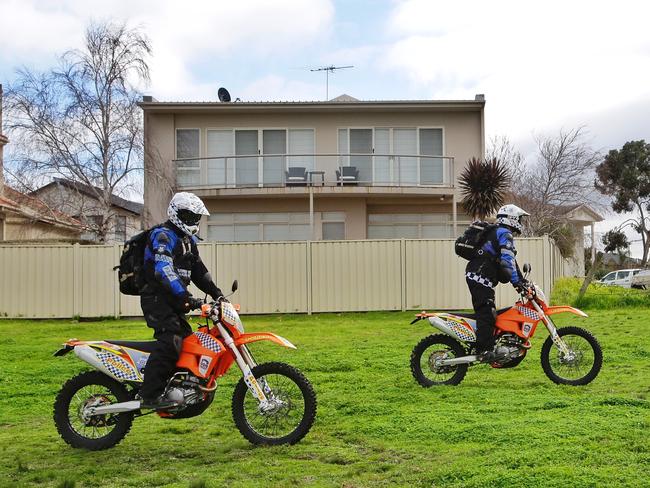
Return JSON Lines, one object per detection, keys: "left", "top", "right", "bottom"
{"left": 116, "top": 227, "right": 156, "bottom": 296}
{"left": 454, "top": 221, "right": 497, "bottom": 260}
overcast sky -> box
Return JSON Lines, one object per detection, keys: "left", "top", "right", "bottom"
{"left": 1, "top": 0, "right": 650, "bottom": 255}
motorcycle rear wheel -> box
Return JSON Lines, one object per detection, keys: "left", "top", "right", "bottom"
{"left": 540, "top": 326, "right": 602, "bottom": 386}
{"left": 410, "top": 334, "right": 468, "bottom": 387}
{"left": 232, "top": 362, "right": 316, "bottom": 445}
{"left": 53, "top": 371, "right": 134, "bottom": 450}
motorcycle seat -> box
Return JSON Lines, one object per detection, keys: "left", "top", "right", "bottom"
{"left": 451, "top": 307, "right": 512, "bottom": 320}
{"left": 105, "top": 340, "right": 158, "bottom": 353}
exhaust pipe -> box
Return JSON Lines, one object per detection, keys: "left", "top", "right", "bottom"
{"left": 88, "top": 400, "right": 141, "bottom": 415}
{"left": 438, "top": 355, "right": 477, "bottom": 366}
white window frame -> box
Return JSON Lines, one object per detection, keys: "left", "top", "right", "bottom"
{"left": 367, "top": 213, "right": 452, "bottom": 239}
{"left": 175, "top": 127, "right": 202, "bottom": 187}
{"left": 207, "top": 212, "right": 311, "bottom": 242}
{"left": 205, "top": 128, "right": 316, "bottom": 187}
{"left": 206, "top": 128, "right": 235, "bottom": 186}
{"left": 417, "top": 127, "right": 446, "bottom": 186}
{"left": 321, "top": 211, "right": 346, "bottom": 240}
{"left": 337, "top": 126, "right": 446, "bottom": 186}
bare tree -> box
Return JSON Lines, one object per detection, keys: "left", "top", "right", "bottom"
{"left": 5, "top": 21, "right": 151, "bottom": 242}
{"left": 487, "top": 135, "right": 525, "bottom": 186}
{"left": 509, "top": 127, "right": 601, "bottom": 257}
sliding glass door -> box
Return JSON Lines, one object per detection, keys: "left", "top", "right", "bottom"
{"left": 263, "top": 130, "right": 286, "bottom": 186}
{"left": 235, "top": 130, "right": 259, "bottom": 186}
{"left": 394, "top": 128, "right": 418, "bottom": 185}
{"left": 419, "top": 128, "right": 444, "bottom": 184}
{"left": 349, "top": 129, "right": 372, "bottom": 183}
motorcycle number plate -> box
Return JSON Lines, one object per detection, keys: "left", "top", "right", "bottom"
{"left": 198, "top": 355, "right": 212, "bottom": 376}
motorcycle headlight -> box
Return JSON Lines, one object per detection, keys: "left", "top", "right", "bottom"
{"left": 221, "top": 302, "right": 244, "bottom": 333}
{"left": 534, "top": 284, "right": 547, "bottom": 305}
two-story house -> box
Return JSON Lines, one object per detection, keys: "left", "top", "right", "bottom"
{"left": 140, "top": 94, "right": 485, "bottom": 242}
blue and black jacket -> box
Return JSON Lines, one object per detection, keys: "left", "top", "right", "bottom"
{"left": 143, "top": 221, "right": 222, "bottom": 311}
{"left": 481, "top": 226, "right": 520, "bottom": 285}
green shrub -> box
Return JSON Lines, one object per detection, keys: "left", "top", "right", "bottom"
{"left": 551, "top": 277, "right": 650, "bottom": 309}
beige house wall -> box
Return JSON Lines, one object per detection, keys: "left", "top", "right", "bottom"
{"left": 143, "top": 106, "right": 483, "bottom": 226}
{"left": 200, "top": 196, "right": 474, "bottom": 240}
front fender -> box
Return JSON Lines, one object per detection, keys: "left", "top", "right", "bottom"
{"left": 544, "top": 306, "right": 588, "bottom": 318}
{"left": 235, "top": 332, "right": 297, "bottom": 349}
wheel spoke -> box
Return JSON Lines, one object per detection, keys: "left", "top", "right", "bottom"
{"left": 67, "top": 385, "right": 119, "bottom": 439}
{"left": 241, "top": 372, "right": 306, "bottom": 440}
{"left": 549, "top": 334, "right": 596, "bottom": 381}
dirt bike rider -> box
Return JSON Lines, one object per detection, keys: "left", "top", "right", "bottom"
{"left": 136, "top": 192, "right": 224, "bottom": 409}
{"left": 466, "top": 204, "right": 533, "bottom": 362}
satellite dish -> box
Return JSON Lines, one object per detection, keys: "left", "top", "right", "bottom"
{"left": 218, "top": 87, "right": 231, "bottom": 102}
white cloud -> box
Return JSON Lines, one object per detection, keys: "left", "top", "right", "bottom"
{"left": 384, "top": 0, "right": 650, "bottom": 143}
{"left": 0, "top": 0, "right": 335, "bottom": 100}
{"left": 239, "top": 74, "right": 324, "bottom": 102}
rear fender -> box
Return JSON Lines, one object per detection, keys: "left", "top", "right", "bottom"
{"left": 544, "top": 306, "right": 588, "bottom": 318}
{"left": 235, "top": 332, "right": 296, "bottom": 349}
{"left": 54, "top": 344, "right": 74, "bottom": 356}
{"left": 428, "top": 314, "right": 476, "bottom": 343}
{"left": 56, "top": 340, "right": 143, "bottom": 382}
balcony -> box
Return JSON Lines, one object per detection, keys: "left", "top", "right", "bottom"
{"left": 173, "top": 153, "right": 455, "bottom": 191}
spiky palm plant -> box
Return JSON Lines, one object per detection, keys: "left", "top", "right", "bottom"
{"left": 459, "top": 157, "right": 511, "bottom": 220}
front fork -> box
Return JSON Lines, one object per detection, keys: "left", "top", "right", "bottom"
{"left": 530, "top": 301, "right": 573, "bottom": 358}
{"left": 216, "top": 323, "right": 271, "bottom": 407}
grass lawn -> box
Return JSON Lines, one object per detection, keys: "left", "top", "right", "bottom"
{"left": 0, "top": 308, "right": 649, "bottom": 487}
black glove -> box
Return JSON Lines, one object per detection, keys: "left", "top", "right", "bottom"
{"left": 185, "top": 297, "right": 204, "bottom": 312}
{"left": 515, "top": 281, "right": 535, "bottom": 297}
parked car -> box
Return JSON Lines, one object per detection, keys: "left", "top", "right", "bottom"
{"left": 598, "top": 268, "right": 642, "bottom": 288}
{"left": 630, "top": 269, "right": 650, "bottom": 289}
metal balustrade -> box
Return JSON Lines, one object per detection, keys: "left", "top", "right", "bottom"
{"left": 173, "top": 153, "right": 455, "bottom": 189}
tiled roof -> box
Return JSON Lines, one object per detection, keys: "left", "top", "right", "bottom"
{"left": 1, "top": 186, "right": 81, "bottom": 228}
{"left": 32, "top": 178, "right": 143, "bottom": 215}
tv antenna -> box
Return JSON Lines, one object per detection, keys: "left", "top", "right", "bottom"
{"left": 310, "top": 65, "right": 354, "bottom": 100}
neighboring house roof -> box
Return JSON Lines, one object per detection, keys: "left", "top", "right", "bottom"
{"left": 330, "top": 94, "right": 360, "bottom": 102}
{"left": 31, "top": 178, "right": 144, "bottom": 215}
{"left": 0, "top": 186, "right": 81, "bottom": 229}
{"left": 558, "top": 204, "right": 604, "bottom": 223}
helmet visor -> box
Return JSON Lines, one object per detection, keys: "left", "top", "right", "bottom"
{"left": 177, "top": 209, "right": 203, "bottom": 226}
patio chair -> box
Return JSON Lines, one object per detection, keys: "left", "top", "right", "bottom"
{"left": 336, "top": 166, "right": 359, "bottom": 185}
{"left": 285, "top": 166, "right": 308, "bottom": 186}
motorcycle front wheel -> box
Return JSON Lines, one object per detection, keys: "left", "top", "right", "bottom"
{"left": 410, "top": 334, "right": 468, "bottom": 387}
{"left": 53, "top": 371, "right": 134, "bottom": 450}
{"left": 232, "top": 362, "right": 317, "bottom": 445}
{"left": 540, "top": 326, "right": 602, "bottom": 386}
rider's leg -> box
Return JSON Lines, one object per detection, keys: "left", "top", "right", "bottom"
{"left": 138, "top": 295, "right": 192, "bottom": 406}
{"left": 467, "top": 279, "right": 496, "bottom": 354}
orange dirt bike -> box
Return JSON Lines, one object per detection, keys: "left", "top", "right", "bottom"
{"left": 53, "top": 281, "right": 317, "bottom": 450}
{"left": 410, "top": 264, "right": 602, "bottom": 387}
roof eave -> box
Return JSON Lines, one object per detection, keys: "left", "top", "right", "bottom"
{"left": 138, "top": 100, "right": 485, "bottom": 113}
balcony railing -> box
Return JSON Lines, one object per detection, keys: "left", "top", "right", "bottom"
{"left": 173, "top": 153, "right": 455, "bottom": 189}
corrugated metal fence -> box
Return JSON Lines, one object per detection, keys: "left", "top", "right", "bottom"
{"left": 0, "top": 237, "right": 566, "bottom": 318}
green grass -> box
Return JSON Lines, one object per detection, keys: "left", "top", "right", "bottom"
{"left": 1, "top": 309, "right": 649, "bottom": 487}
{"left": 552, "top": 277, "right": 650, "bottom": 309}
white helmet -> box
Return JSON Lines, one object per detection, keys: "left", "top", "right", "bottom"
{"left": 167, "top": 192, "right": 209, "bottom": 236}
{"left": 496, "top": 204, "right": 529, "bottom": 234}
